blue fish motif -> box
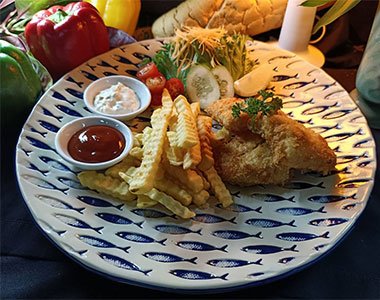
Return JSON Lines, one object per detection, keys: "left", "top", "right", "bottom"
{"left": 36, "top": 194, "right": 85, "bottom": 214}
{"left": 324, "top": 129, "right": 363, "bottom": 142}
{"left": 65, "top": 88, "right": 83, "bottom": 99}
{"left": 245, "top": 218, "right": 296, "bottom": 228}
{"left": 58, "top": 177, "right": 85, "bottom": 189}
{"left": 242, "top": 244, "right": 298, "bottom": 254}
{"left": 131, "top": 208, "right": 176, "bottom": 219}
{"left": 282, "top": 181, "right": 325, "bottom": 190}
{"left": 39, "top": 156, "right": 76, "bottom": 173}
{"left": 282, "top": 98, "right": 313, "bottom": 109}
{"left": 278, "top": 257, "right": 296, "bottom": 264}
{"left": 357, "top": 160, "right": 373, "bottom": 168}
{"left": 310, "top": 123, "right": 340, "bottom": 134}
{"left": 40, "top": 106, "right": 63, "bottom": 122}
{"left": 77, "top": 234, "right": 130, "bottom": 253}
{"left": 307, "top": 166, "right": 351, "bottom": 177}
{"left": 125, "top": 69, "right": 137, "bottom": 77}
{"left": 103, "top": 71, "right": 118, "bottom": 77}
{"left": 28, "top": 126, "right": 47, "bottom": 137}
{"left": 143, "top": 252, "right": 197, "bottom": 264}
{"left": 342, "top": 202, "right": 361, "bottom": 211}
{"left": 99, "top": 252, "right": 152, "bottom": 276}
{"left": 276, "top": 206, "right": 326, "bottom": 216}
{"left": 336, "top": 178, "right": 371, "bottom": 188}
{"left": 61, "top": 242, "right": 87, "bottom": 256}
{"left": 354, "top": 139, "right": 373, "bottom": 148}
{"left": 251, "top": 193, "right": 295, "bottom": 203}
{"left": 80, "top": 70, "right": 99, "bottom": 81}
{"left": 76, "top": 195, "right": 124, "bottom": 210}
{"left": 169, "top": 269, "right": 228, "bottom": 281}
{"left": 322, "top": 109, "right": 355, "bottom": 120}
{"left": 309, "top": 218, "right": 349, "bottom": 227}
{"left": 56, "top": 104, "right": 83, "bottom": 117}
{"left": 283, "top": 79, "right": 316, "bottom": 90}
{"left": 27, "top": 163, "right": 49, "bottom": 176}
{"left": 51, "top": 91, "right": 76, "bottom": 105}
{"left": 38, "top": 219, "right": 66, "bottom": 236}
{"left": 314, "top": 243, "right": 329, "bottom": 251}
{"left": 271, "top": 74, "right": 298, "bottom": 82}
{"left": 337, "top": 152, "right": 368, "bottom": 165}
{"left": 212, "top": 230, "right": 262, "bottom": 240}
{"left": 66, "top": 76, "right": 84, "bottom": 88}
{"left": 192, "top": 213, "right": 236, "bottom": 224}
{"left": 154, "top": 225, "right": 202, "bottom": 235}
{"left": 207, "top": 258, "right": 262, "bottom": 268}
{"left": 248, "top": 272, "right": 265, "bottom": 277}
{"left": 268, "top": 55, "right": 295, "bottom": 63}
{"left": 276, "top": 231, "right": 329, "bottom": 242}
{"left": 308, "top": 193, "right": 356, "bottom": 203}
{"left": 86, "top": 63, "right": 97, "bottom": 71}
{"left": 26, "top": 136, "right": 56, "bottom": 152}
{"left": 114, "top": 55, "right": 134, "bottom": 65}
{"left": 21, "top": 174, "right": 68, "bottom": 194}
{"left": 302, "top": 103, "right": 337, "bottom": 116}
{"left": 98, "top": 60, "right": 119, "bottom": 71}
{"left": 116, "top": 231, "right": 166, "bottom": 245}
{"left": 37, "top": 120, "right": 60, "bottom": 133}
{"left": 176, "top": 241, "right": 228, "bottom": 252}
{"left": 132, "top": 52, "right": 150, "bottom": 61}
{"left": 55, "top": 214, "right": 103, "bottom": 233}
{"left": 216, "top": 203, "right": 262, "bottom": 213}
{"left": 96, "top": 212, "right": 144, "bottom": 228}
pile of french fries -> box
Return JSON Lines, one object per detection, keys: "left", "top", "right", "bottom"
{"left": 78, "top": 89, "right": 233, "bottom": 218}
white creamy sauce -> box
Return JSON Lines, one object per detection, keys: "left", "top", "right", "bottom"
{"left": 93, "top": 82, "right": 140, "bottom": 114}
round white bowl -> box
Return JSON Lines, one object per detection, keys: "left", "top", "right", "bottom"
{"left": 83, "top": 75, "right": 151, "bottom": 121}
{"left": 55, "top": 116, "right": 133, "bottom": 170}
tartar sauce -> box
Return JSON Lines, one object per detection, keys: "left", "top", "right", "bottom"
{"left": 93, "top": 82, "right": 140, "bottom": 114}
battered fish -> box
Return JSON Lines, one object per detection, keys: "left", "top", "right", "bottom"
{"left": 206, "top": 98, "right": 337, "bottom": 186}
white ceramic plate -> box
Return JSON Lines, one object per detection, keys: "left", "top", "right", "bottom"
{"left": 16, "top": 40, "right": 376, "bottom": 293}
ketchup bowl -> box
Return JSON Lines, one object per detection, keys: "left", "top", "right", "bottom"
{"left": 55, "top": 116, "right": 133, "bottom": 170}
{"left": 83, "top": 75, "right": 151, "bottom": 121}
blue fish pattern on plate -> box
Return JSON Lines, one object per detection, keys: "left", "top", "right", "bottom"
{"left": 96, "top": 212, "right": 144, "bottom": 228}
{"left": 207, "top": 258, "right": 262, "bottom": 268}
{"left": 169, "top": 269, "right": 228, "bottom": 281}
{"left": 116, "top": 231, "right": 167, "bottom": 245}
{"left": 212, "top": 230, "right": 262, "bottom": 240}
{"left": 77, "top": 234, "right": 130, "bottom": 253}
{"left": 143, "top": 252, "right": 197, "bottom": 264}
{"left": 242, "top": 244, "right": 298, "bottom": 255}
{"left": 154, "top": 224, "right": 202, "bottom": 235}
{"left": 15, "top": 39, "right": 375, "bottom": 291}
{"left": 245, "top": 218, "right": 296, "bottom": 228}
{"left": 98, "top": 252, "right": 152, "bottom": 276}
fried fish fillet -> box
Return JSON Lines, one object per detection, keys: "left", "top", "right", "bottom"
{"left": 206, "top": 98, "right": 337, "bottom": 186}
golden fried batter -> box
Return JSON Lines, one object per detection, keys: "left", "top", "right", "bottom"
{"left": 207, "top": 98, "right": 337, "bottom": 186}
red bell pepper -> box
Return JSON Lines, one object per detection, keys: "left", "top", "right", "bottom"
{"left": 25, "top": 2, "right": 110, "bottom": 80}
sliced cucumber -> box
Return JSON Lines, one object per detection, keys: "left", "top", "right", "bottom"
{"left": 211, "top": 65, "right": 234, "bottom": 99}
{"left": 186, "top": 64, "right": 220, "bottom": 109}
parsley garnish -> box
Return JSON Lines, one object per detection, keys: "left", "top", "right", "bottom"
{"left": 232, "top": 90, "right": 283, "bottom": 126}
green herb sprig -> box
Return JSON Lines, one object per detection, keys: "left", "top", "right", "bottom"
{"left": 232, "top": 90, "right": 283, "bottom": 127}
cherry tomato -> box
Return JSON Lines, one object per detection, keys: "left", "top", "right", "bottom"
{"left": 145, "top": 75, "right": 166, "bottom": 95}
{"left": 136, "top": 62, "right": 160, "bottom": 82}
{"left": 165, "top": 78, "right": 185, "bottom": 99}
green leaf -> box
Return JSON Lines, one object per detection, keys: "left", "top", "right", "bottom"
{"left": 311, "top": 0, "right": 361, "bottom": 34}
{"left": 15, "top": 0, "right": 75, "bottom": 17}
{"left": 300, "top": 0, "right": 332, "bottom": 8}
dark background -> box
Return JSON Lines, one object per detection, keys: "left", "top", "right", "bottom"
{"left": 1, "top": 1, "right": 380, "bottom": 298}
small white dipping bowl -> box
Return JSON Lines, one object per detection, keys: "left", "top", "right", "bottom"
{"left": 55, "top": 116, "right": 133, "bottom": 170}
{"left": 83, "top": 75, "right": 151, "bottom": 121}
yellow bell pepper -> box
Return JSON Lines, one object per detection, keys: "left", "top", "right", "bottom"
{"left": 84, "top": 0, "right": 141, "bottom": 35}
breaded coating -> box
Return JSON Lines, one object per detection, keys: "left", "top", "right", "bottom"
{"left": 207, "top": 98, "right": 337, "bottom": 186}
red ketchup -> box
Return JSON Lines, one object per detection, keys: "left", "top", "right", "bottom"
{"left": 68, "top": 125, "right": 125, "bottom": 163}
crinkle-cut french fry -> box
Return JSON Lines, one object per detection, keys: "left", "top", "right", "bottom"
{"left": 163, "top": 159, "right": 204, "bottom": 192}
{"left": 164, "top": 135, "right": 184, "bottom": 166}
{"left": 154, "top": 177, "right": 192, "bottom": 206}
{"left": 166, "top": 131, "right": 179, "bottom": 148}
{"left": 204, "top": 167, "right": 233, "bottom": 208}
{"left": 78, "top": 171, "right": 136, "bottom": 202}
{"left": 136, "top": 195, "right": 157, "bottom": 208}
{"left": 197, "top": 115, "right": 215, "bottom": 172}
{"left": 142, "top": 126, "right": 152, "bottom": 145}
{"left": 191, "top": 189, "right": 210, "bottom": 207}
{"left": 190, "top": 102, "right": 200, "bottom": 117}
{"left": 129, "top": 146, "right": 144, "bottom": 160}
{"left": 119, "top": 171, "right": 195, "bottom": 219}
{"left": 129, "top": 90, "right": 173, "bottom": 193}
{"left": 133, "top": 133, "right": 143, "bottom": 147}
{"left": 168, "top": 109, "right": 178, "bottom": 131}
{"left": 183, "top": 143, "right": 201, "bottom": 169}
{"left": 174, "top": 96, "right": 199, "bottom": 149}
{"left": 105, "top": 156, "right": 140, "bottom": 179}
{"left": 145, "top": 188, "right": 195, "bottom": 219}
